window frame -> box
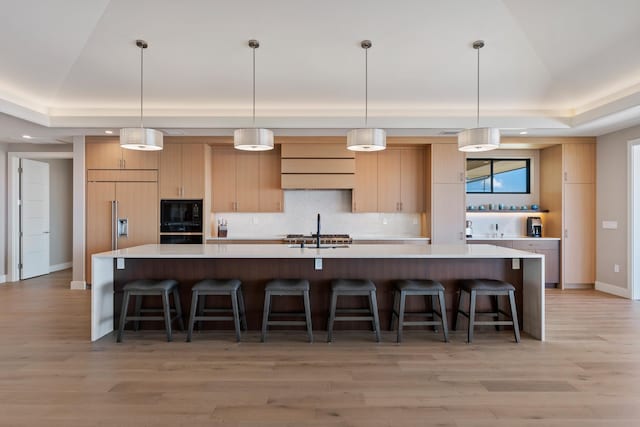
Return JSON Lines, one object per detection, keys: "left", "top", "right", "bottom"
{"left": 466, "top": 158, "right": 531, "bottom": 194}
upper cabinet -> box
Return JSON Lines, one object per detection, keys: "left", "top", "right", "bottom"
{"left": 353, "top": 147, "right": 425, "bottom": 213}
{"left": 431, "top": 143, "right": 465, "bottom": 183}
{"left": 211, "top": 146, "right": 283, "bottom": 212}
{"left": 563, "top": 143, "right": 595, "bottom": 183}
{"left": 159, "top": 142, "right": 209, "bottom": 199}
{"left": 86, "top": 137, "right": 159, "bottom": 170}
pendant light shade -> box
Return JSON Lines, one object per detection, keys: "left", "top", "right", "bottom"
{"left": 347, "top": 40, "right": 386, "bottom": 152}
{"left": 347, "top": 128, "right": 386, "bottom": 151}
{"left": 234, "top": 39, "right": 274, "bottom": 151}
{"left": 458, "top": 40, "right": 499, "bottom": 152}
{"left": 120, "top": 40, "right": 163, "bottom": 151}
{"left": 233, "top": 128, "right": 274, "bottom": 151}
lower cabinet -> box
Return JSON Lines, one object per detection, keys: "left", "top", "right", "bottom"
{"left": 467, "top": 239, "right": 560, "bottom": 285}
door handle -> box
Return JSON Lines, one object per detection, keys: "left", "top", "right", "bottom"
{"left": 43, "top": 231, "right": 50, "bottom": 234}
{"left": 112, "top": 200, "right": 119, "bottom": 250}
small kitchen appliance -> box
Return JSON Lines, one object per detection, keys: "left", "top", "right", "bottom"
{"left": 526, "top": 217, "right": 542, "bottom": 237}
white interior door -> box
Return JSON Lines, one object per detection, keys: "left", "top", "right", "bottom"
{"left": 21, "top": 159, "right": 50, "bottom": 279}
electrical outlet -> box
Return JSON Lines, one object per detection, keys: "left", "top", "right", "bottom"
{"left": 614, "top": 264, "right": 620, "bottom": 273}
{"left": 382, "top": 218, "right": 388, "bottom": 225}
{"left": 314, "top": 258, "right": 323, "bottom": 270}
{"left": 116, "top": 258, "right": 125, "bottom": 269}
{"left": 251, "top": 216, "right": 258, "bottom": 225}
{"left": 512, "top": 258, "right": 520, "bottom": 270}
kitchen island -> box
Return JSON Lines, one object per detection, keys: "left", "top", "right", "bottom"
{"left": 91, "top": 244, "right": 544, "bottom": 341}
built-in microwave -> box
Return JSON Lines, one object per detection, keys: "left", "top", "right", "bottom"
{"left": 160, "top": 199, "right": 203, "bottom": 233}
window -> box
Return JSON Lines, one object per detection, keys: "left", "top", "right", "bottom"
{"left": 466, "top": 159, "right": 530, "bottom": 193}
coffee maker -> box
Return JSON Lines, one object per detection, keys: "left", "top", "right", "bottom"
{"left": 526, "top": 217, "right": 542, "bottom": 237}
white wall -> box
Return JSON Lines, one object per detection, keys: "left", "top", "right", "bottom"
{"left": 212, "top": 190, "right": 422, "bottom": 238}
{"left": 41, "top": 159, "right": 73, "bottom": 268}
{"left": 0, "top": 143, "right": 7, "bottom": 282}
{"left": 596, "top": 125, "right": 640, "bottom": 294}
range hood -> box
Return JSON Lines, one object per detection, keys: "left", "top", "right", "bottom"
{"left": 280, "top": 143, "right": 355, "bottom": 189}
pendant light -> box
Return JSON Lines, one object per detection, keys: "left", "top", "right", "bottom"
{"left": 347, "top": 40, "right": 386, "bottom": 151}
{"left": 457, "top": 40, "right": 500, "bottom": 152}
{"left": 120, "top": 40, "right": 163, "bottom": 151}
{"left": 234, "top": 39, "right": 274, "bottom": 151}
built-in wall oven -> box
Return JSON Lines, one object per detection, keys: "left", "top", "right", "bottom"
{"left": 160, "top": 199, "right": 203, "bottom": 244}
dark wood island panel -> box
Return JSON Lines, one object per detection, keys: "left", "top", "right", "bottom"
{"left": 113, "top": 257, "right": 523, "bottom": 331}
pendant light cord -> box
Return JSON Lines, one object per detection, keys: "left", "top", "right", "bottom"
{"left": 476, "top": 44, "right": 480, "bottom": 128}
{"left": 140, "top": 42, "right": 144, "bottom": 129}
{"left": 252, "top": 44, "right": 256, "bottom": 127}
{"left": 365, "top": 46, "right": 368, "bottom": 127}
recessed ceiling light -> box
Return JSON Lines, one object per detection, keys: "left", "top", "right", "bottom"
{"left": 519, "top": 131, "right": 528, "bottom": 135}
{"left": 22, "top": 135, "right": 32, "bottom": 139}
{"left": 104, "top": 130, "right": 113, "bottom": 134}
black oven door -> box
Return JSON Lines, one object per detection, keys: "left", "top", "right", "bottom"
{"left": 160, "top": 200, "right": 203, "bottom": 232}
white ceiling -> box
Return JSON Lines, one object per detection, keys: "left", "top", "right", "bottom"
{"left": 2, "top": 0, "right": 640, "bottom": 143}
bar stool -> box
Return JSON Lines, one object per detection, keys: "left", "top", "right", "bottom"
{"left": 186, "top": 279, "right": 247, "bottom": 342}
{"left": 117, "top": 279, "right": 184, "bottom": 342}
{"left": 453, "top": 279, "right": 520, "bottom": 343}
{"left": 390, "top": 279, "right": 449, "bottom": 343}
{"left": 327, "top": 279, "right": 381, "bottom": 342}
{"left": 261, "top": 279, "right": 313, "bottom": 343}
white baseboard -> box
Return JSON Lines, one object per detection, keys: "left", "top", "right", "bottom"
{"left": 0, "top": 274, "right": 6, "bottom": 284}
{"left": 563, "top": 283, "right": 594, "bottom": 289}
{"left": 595, "top": 281, "right": 631, "bottom": 299}
{"left": 70, "top": 280, "right": 87, "bottom": 290}
{"left": 50, "top": 262, "right": 72, "bottom": 273}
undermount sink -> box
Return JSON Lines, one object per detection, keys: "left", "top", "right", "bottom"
{"left": 286, "top": 244, "right": 350, "bottom": 249}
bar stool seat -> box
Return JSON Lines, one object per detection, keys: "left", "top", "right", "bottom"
{"left": 117, "top": 279, "right": 184, "bottom": 343}
{"left": 327, "top": 279, "right": 381, "bottom": 342}
{"left": 261, "top": 279, "right": 313, "bottom": 343}
{"left": 187, "top": 279, "right": 247, "bottom": 342}
{"left": 453, "top": 279, "right": 520, "bottom": 343}
{"left": 390, "top": 279, "right": 449, "bottom": 343}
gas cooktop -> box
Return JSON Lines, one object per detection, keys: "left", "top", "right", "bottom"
{"left": 284, "top": 234, "right": 352, "bottom": 245}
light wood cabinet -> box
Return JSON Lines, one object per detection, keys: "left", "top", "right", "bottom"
{"left": 431, "top": 183, "right": 465, "bottom": 243}
{"left": 86, "top": 180, "right": 158, "bottom": 282}
{"left": 211, "top": 146, "right": 283, "bottom": 212}
{"left": 541, "top": 140, "right": 596, "bottom": 288}
{"left": 563, "top": 183, "right": 595, "bottom": 285}
{"left": 159, "top": 143, "right": 207, "bottom": 199}
{"left": 563, "top": 143, "right": 595, "bottom": 183}
{"left": 431, "top": 143, "right": 465, "bottom": 184}
{"left": 512, "top": 240, "right": 561, "bottom": 285}
{"left": 259, "top": 149, "right": 284, "bottom": 212}
{"left": 353, "top": 147, "right": 425, "bottom": 213}
{"left": 430, "top": 143, "right": 465, "bottom": 244}
{"left": 353, "top": 153, "right": 378, "bottom": 212}
{"left": 86, "top": 137, "right": 159, "bottom": 170}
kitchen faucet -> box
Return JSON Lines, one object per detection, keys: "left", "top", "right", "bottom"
{"left": 316, "top": 213, "right": 321, "bottom": 248}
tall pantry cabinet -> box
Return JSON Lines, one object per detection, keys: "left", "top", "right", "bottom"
{"left": 85, "top": 137, "right": 159, "bottom": 283}
{"left": 541, "top": 141, "right": 596, "bottom": 288}
{"left": 430, "top": 143, "right": 466, "bottom": 244}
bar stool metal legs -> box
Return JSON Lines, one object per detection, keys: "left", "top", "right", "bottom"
{"left": 261, "top": 279, "right": 313, "bottom": 343}
{"left": 326, "top": 279, "right": 381, "bottom": 343}
{"left": 117, "top": 279, "right": 183, "bottom": 342}
{"left": 186, "top": 279, "right": 247, "bottom": 342}
{"left": 390, "top": 280, "right": 449, "bottom": 343}
{"left": 453, "top": 279, "right": 520, "bottom": 343}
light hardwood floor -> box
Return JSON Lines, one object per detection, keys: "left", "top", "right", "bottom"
{"left": 1, "top": 270, "right": 640, "bottom": 426}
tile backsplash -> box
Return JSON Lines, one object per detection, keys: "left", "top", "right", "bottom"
{"left": 466, "top": 212, "right": 544, "bottom": 238}
{"left": 212, "top": 190, "right": 423, "bottom": 238}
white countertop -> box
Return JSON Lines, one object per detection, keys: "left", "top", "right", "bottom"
{"left": 95, "top": 243, "right": 542, "bottom": 260}
{"left": 467, "top": 236, "right": 561, "bottom": 241}
{"left": 206, "top": 235, "right": 430, "bottom": 242}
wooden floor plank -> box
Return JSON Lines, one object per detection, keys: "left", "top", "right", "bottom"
{"left": 1, "top": 271, "right": 640, "bottom": 425}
